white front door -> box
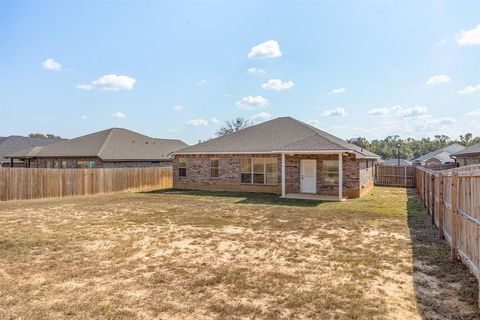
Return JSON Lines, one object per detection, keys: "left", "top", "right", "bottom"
{"left": 300, "top": 159, "right": 316, "bottom": 193}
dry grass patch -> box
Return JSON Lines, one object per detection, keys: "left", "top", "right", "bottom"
{"left": 0, "top": 187, "right": 478, "bottom": 319}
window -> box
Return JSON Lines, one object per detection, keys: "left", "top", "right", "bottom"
{"left": 241, "top": 157, "right": 277, "bottom": 185}
{"left": 179, "top": 158, "right": 187, "bottom": 177}
{"left": 322, "top": 160, "right": 339, "bottom": 185}
{"left": 241, "top": 158, "right": 252, "bottom": 183}
{"left": 61, "top": 161, "right": 67, "bottom": 168}
{"left": 210, "top": 158, "right": 219, "bottom": 177}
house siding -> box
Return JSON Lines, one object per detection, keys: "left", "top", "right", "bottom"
{"left": 173, "top": 153, "right": 375, "bottom": 198}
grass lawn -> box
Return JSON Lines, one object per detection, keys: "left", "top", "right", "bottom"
{"left": 0, "top": 187, "right": 478, "bottom": 319}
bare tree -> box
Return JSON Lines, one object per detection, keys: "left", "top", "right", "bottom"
{"left": 216, "top": 117, "right": 251, "bottom": 137}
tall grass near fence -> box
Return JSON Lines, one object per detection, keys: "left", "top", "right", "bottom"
{"left": 416, "top": 164, "right": 480, "bottom": 306}
{"left": 0, "top": 167, "right": 172, "bottom": 201}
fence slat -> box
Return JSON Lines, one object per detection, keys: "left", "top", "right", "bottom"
{"left": 415, "top": 164, "right": 480, "bottom": 307}
{"left": 0, "top": 167, "right": 172, "bottom": 201}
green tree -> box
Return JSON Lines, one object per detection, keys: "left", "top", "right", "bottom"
{"left": 216, "top": 117, "right": 251, "bottom": 137}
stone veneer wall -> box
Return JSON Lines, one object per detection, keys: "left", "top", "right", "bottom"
{"left": 173, "top": 153, "right": 374, "bottom": 198}
{"left": 456, "top": 155, "right": 480, "bottom": 166}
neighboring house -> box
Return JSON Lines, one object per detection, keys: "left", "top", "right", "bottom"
{"left": 7, "top": 128, "right": 188, "bottom": 168}
{"left": 411, "top": 143, "right": 465, "bottom": 167}
{"left": 382, "top": 159, "right": 412, "bottom": 166}
{"left": 451, "top": 142, "right": 480, "bottom": 166}
{"left": 0, "top": 135, "right": 64, "bottom": 167}
{"left": 171, "top": 117, "right": 380, "bottom": 200}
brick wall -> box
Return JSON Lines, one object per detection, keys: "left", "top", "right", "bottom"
{"left": 173, "top": 153, "right": 375, "bottom": 198}
{"left": 173, "top": 154, "right": 281, "bottom": 193}
{"left": 284, "top": 154, "right": 361, "bottom": 197}
{"left": 456, "top": 155, "right": 480, "bottom": 166}
{"left": 358, "top": 159, "right": 375, "bottom": 196}
{"left": 31, "top": 158, "right": 172, "bottom": 168}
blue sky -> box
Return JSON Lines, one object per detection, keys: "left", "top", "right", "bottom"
{"left": 0, "top": 1, "right": 479, "bottom": 144}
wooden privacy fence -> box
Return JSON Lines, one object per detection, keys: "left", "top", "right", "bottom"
{"left": 375, "top": 165, "right": 416, "bottom": 188}
{"left": 416, "top": 164, "right": 480, "bottom": 305}
{"left": 0, "top": 167, "right": 173, "bottom": 201}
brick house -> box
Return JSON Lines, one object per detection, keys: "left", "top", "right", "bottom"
{"left": 452, "top": 142, "right": 480, "bottom": 166}
{"left": 172, "top": 117, "right": 379, "bottom": 200}
{"left": 7, "top": 128, "right": 187, "bottom": 168}
{"left": 411, "top": 143, "right": 464, "bottom": 167}
{"left": 0, "top": 136, "right": 64, "bottom": 167}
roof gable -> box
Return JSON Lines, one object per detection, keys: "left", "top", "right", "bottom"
{"left": 175, "top": 117, "right": 379, "bottom": 158}
{"left": 413, "top": 143, "right": 465, "bottom": 162}
{"left": 22, "top": 128, "right": 188, "bottom": 161}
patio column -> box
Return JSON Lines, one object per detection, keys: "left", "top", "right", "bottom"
{"left": 338, "top": 153, "right": 343, "bottom": 201}
{"left": 281, "top": 153, "right": 286, "bottom": 197}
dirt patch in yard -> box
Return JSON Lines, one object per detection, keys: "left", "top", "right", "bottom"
{"left": 0, "top": 188, "right": 478, "bottom": 319}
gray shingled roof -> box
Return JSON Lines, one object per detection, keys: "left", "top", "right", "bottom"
{"left": 175, "top": 117, "right": 379, "bottom": 159}
{"left": 8, "top": 128, "right": 188, "bottom": 161}
{"left": 0, "top": 136, "right": 64, "bottom": 163}
{"left": 412, "top": 143, "right": 465, "bottom": 162}
{"left": 452, "top": 142, "right": 480, "bottom": 156}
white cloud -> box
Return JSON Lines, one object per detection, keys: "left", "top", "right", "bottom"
{"left": 248, "top": 40, "right": 282, "bottom": 59}
{"left": 466, "top": 109, "right": 480, "bottom": 116}
{"left": 186, "top": 118, "right": 209, "bottom": 126}
{"left": 114, "top": 111, "right": 126, "bottom": 119}
{"left": 77, "top": 74, "right": 136, "bottom": 91}
{"left": 251, "top": 112, "right": 271, "bottom": 123}
{"left": 322, "top": 108, "right": 347, "bottom": 117}
{"left": 81, "top": 115, "right": 88, "bottom": 120}
{"left": 327, "top": 88, "right": 346, "bottom": 96}
{"left": 457, "top": 84, "right": 480, "bottom": 96}
{"left": 261, "top": 79, "right": 295, "bottom": 90}
{"left": 42, "top": 58, "right": 62, "bottom": 71}
{"left": 399, "top": 106, "right": 428, "bottom": 118}
{"left": 210, "top": 117, "right": 220, "bottom": 124}
{"left": 235, "top": 96, "right": 270, "bottom": 110}
{"left": 224, "top": 94, "right": 229, "bottom": 98}
{"left": 367, "top": 107, "right": 391, "bottom": 116}
{"left": 248, "top": 67, "right": 266, "bottom": 74}
{"left": 425, "top": 75, "right": 451, "bottom": 86}
{"left": 457, "top": 24, "right": 480, "bottom": 46}
{"left": 173, "top": 105, "right": 184, "bottom": 112}
{"left": 367, "top": 105, "right": 427, "bottom": 118}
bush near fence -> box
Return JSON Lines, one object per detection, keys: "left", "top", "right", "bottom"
{"left": 416, "top": 164, "right": 480, "bottom": 306}
{"left": 0, "top": 167, "right": 172, "bottom": 201}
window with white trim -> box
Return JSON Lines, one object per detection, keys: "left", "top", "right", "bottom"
{"left": 241, "top": 158, "right": 277, "bottom": 185}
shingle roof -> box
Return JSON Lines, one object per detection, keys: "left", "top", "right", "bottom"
{"left": 0, "top": 136, "right": 64, "bottom": 163}
{"left": 412, "top": 143, "right": 465, "bottom": 162}
{"left": 452, "top": 142, "right": 480, "bottom": 156}
{"left": 8, "top": 128, "right": 188, "bottom": 161}
{"left": 175, "top": 117, "right": 379, "bottom": 159}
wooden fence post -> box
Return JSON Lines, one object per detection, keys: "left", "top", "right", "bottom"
{"left": 438, "top": 172, "right": 444, "bottom": 240}
{"left": 450, "top": 172, "right": 458, "bottom": 261}
{"left": 431, "top": 174, "right": 435, "bottom": 225}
